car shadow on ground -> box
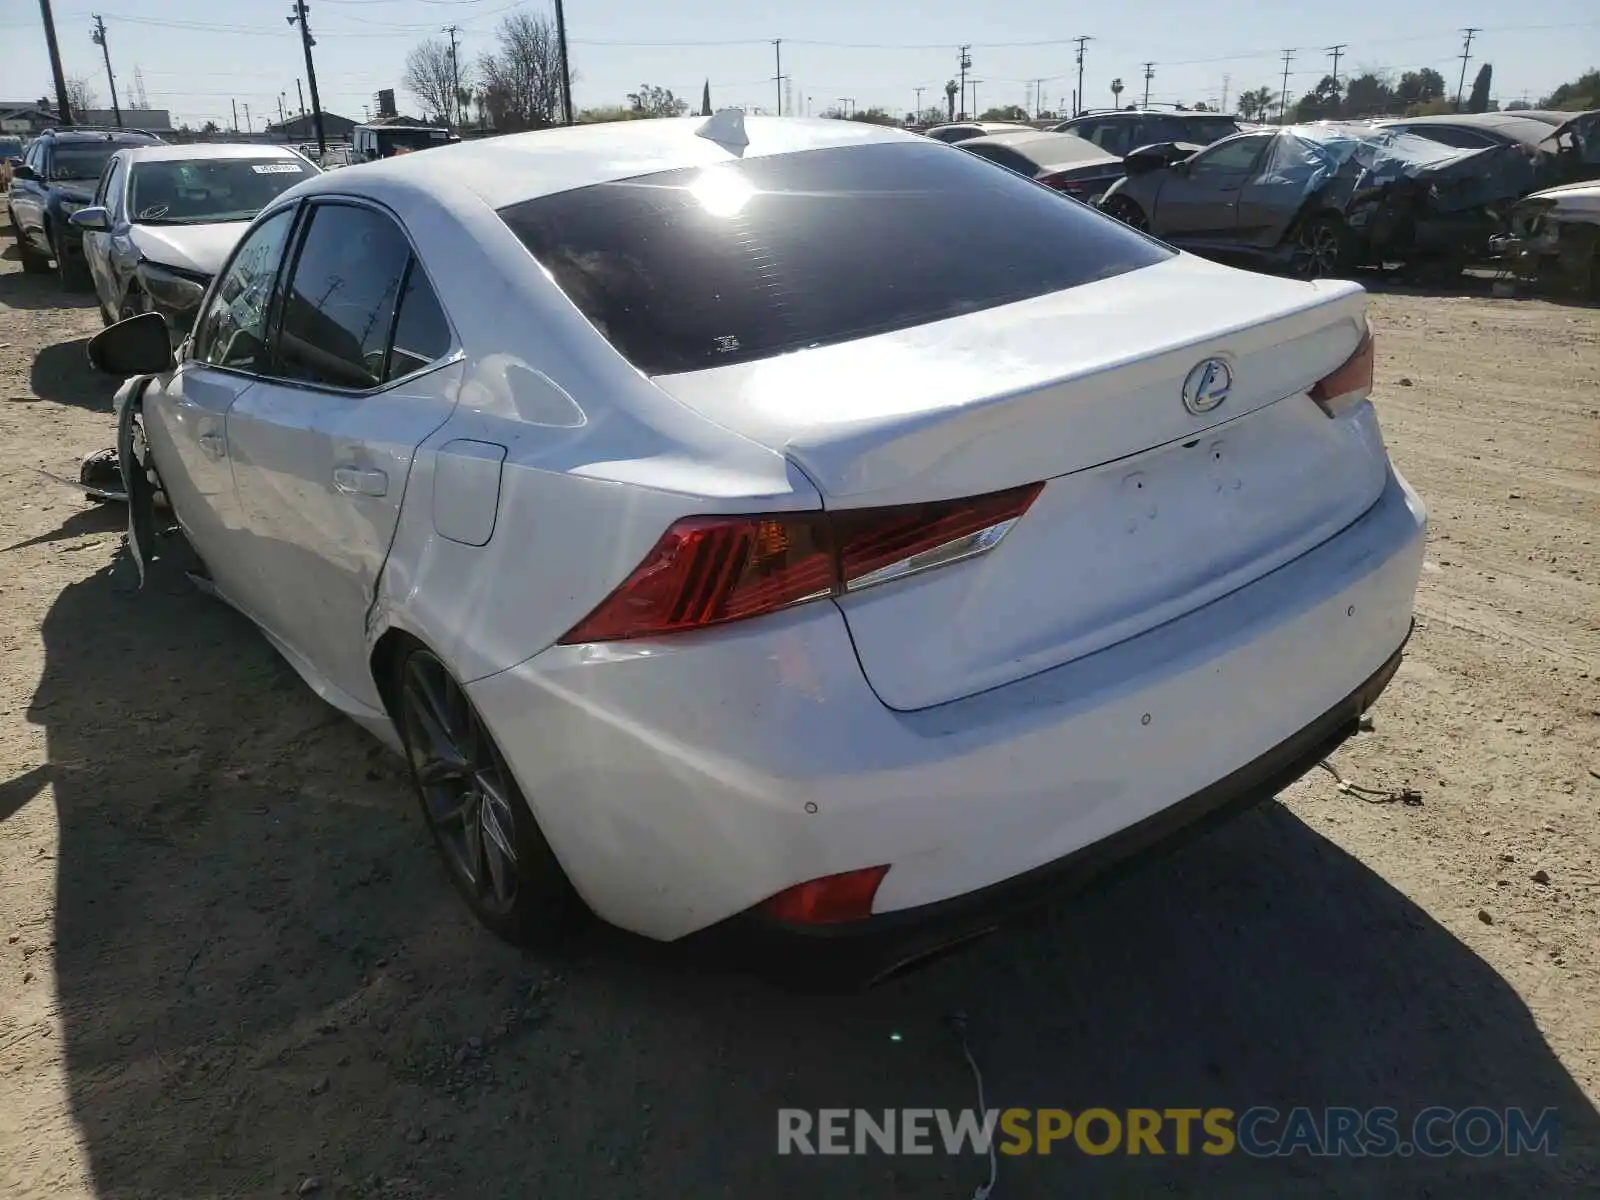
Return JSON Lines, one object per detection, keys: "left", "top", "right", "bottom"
{"left": 14, "top": 521, "right": 1600, "bottom": 1199}
{"left": 0, "top": 264, "right": 98, "bottom": 314}
{"left": 27, "top": 338, "right": 118, "bottom": 411}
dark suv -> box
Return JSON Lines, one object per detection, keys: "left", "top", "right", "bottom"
{"left": 7, "top": 127, "right": 163, "bottom": 289}
{"left": 1050, "top": 111, "right": 1245, "bottom": 158}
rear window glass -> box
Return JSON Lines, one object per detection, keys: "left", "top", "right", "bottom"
{"left": 498, "top": 141, "right": 1171, "bottom": 375}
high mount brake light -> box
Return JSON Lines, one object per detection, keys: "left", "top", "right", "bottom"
{"left": 1309, "top": 324, "right": 1375, "bottom": 417}
{"left": 558, "top": 483, "right": 1043, "bottom": 644}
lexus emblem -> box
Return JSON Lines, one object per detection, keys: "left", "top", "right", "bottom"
{"left": 1182, "top": 358, "right": 1233, "bottom": 414}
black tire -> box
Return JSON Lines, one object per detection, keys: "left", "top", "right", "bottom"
{"left": 392, "top": 644, "right": 585, "bottom": 946}
{"left": 1288, "top": 215, "right": 1349, "bottom": 280}
{"left": 12, "top": 212, "right": 50, "bottom": 274}
{"left": 54, "top": 234, "right": 93, "bottom": 291}
{"left": 1101, "top": 195, "right": 1149, "bottom": 232}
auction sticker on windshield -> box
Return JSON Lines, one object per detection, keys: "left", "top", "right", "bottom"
{"left": 252, "top": 163, "right": 304, "bottom": 174}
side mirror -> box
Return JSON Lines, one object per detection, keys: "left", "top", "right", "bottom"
{"left": 87, "top": 312, "right": 175, "bottom": 376}
{"left": 11, "top": 163, "right": 36, "bottom": 181}
{"left": 69, "top": 205, "right": 111, "bottom": 231}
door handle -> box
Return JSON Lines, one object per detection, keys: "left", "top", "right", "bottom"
{"left": 332, "top": 466, "right": 388, "bottom": 497}
{"left": 198, "top": 432, "right": 226, "bottom": 460}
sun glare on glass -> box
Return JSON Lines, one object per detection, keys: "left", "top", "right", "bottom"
{"left": 688, "top": 168, "right": 756, "bottom": 217}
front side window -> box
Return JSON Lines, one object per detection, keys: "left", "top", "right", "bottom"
{"left": 499, "top": 141, "right": 1171, "bottom": 376}
{"left": 272, "top": 203, "right": 412, "bottom": 389}
{"left": 195, "top": 206, "right": 296, "bottom": 371}
{"left": 1190, "top": 133, "right": 1273, "bottom": 173}
{"left": 95, "top": 156, "right": 124, "bottom": 209}
{"left": 129, "top": 157, "right": 315, "bottom": 225}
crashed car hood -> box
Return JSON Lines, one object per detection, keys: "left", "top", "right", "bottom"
{"left": 1520, "top": 179, "right": 1600, "bottom": 217}
{"left": 1245, "top": 125, "right": 1540, "bottom": 214}
{"left": 129, "top": 222, "right": 246, "bottom": 277}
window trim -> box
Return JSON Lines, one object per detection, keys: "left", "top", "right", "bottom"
{"left": 188, "top": 193, "right": 460, "bottom": 396}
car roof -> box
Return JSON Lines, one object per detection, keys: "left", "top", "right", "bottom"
{"left": 42, "top": 129, "right": 159, "bottom": 143}
{"left": 961, "top": 131, "right": 1117, "bottom": 169}
{"left": 293, "top": 115, "right": 915, "bottom": 209}
{"left": 115, "top": 142, "right": 307, "bottom": 163}
{"left": 1378, "top": 113, "right": 1561, "bottom": 147}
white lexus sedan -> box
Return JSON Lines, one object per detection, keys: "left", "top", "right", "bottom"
{"left": 89, "top": 114, "right": 1426, "bottom": 978}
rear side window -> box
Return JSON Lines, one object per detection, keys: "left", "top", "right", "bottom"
{"left": 385, "top": 263, "right": 452, "bottom": 381}
{"left": 273, "top": 203, "right": 411, "bottom": 389}
{"left": 961, "top": 143, "right": 1042, "bottom": 177}
{"left": 499, "top": 141, "right": 1170, "bottom": 375}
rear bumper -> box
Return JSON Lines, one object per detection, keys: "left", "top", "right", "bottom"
{"left": 710, "top": 630, "right": 1407, "bottom": 983}
{"left": 467, "top": 466, "right": 1426, "bottom": 942}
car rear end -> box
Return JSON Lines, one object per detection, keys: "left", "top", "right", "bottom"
{"left": 470, "top": 135, "right": 1425, "bottom": 966}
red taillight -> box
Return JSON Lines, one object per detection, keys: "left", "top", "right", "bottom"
{"left": 1309, "top": 324, "right": 1375, "bottom": 417}
{"left": 760, "top": 865, "right": 890, "bottom": 924}
{"left": 1040, "top": 172, "right": 1087, "bottom": 194}
{"left": 558, "top": 482, "right": 1042, "bottom": 643}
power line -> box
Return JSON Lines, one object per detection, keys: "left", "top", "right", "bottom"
{"left": 91, "top": 13, "right": 122, "bottom": 125}
{"left": 1326, "top": 42, "right": 1347, "bottom": 97}
{"left": 1072, "top": 35, "right": 1091, "bottom": 117}
{"left": 286, "top": 0, "right": 325, "bottom": 154}
{"left": 444, "top": 22, "right": 460, "bottom": 126}
{"left": 1456, "top": 27, "right": 1480, "bottom": 111}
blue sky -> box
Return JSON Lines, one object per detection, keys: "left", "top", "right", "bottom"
{"left": 4, "top": 0, "right": 1597, "bottom": 128}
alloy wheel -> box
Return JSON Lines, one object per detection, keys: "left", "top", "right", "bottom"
{"left": 399, "top": 650, "right": 521, "bottom": 918}
{"left": 1106, "top": 198, "right": 1148, "bottom": 232}
{"left": 1293, "top": 221, "right": 1343, "bottom": 279}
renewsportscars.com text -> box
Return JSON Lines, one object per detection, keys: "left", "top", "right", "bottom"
{"left": 777, "top": 1106, "right": 1559, "bottom": 1158}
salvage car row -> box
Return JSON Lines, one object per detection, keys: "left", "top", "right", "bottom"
{"left": 928, "top": 107, "right": 1600, "bottom": 286}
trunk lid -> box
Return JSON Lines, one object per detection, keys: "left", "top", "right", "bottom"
{"left": 651, "top": 253, "right": 1388, "bottom": 710}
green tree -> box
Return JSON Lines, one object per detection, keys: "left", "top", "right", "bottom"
{"left": 1343, "top": 72, "right": 1396, "bottom": 117}
{"left": 627, "top": 84, "right": 688, "bottom": 118}
{"left": 979, "top": 104, "right": 1029, "bottom": 122}
{"left": 1396, "top": 68, "right": 1446, "bottom": 108}
{"left": 576, "top": 105, "right": 651, "bottom": 124}
{"left": 1235, "top": 86, "right": 1277, "bottom": 122}
{"left": 1467, "top": 64, "right": 1493, "bottom": 113}
{"left": 1292, "top": 75, "right": 1343, "bottom": 121}
{"left": 1539, "top": 68, "right": 1599, "bottom": 110}
{"left": 848, "top": 106, "right": 901, "bottom": 126}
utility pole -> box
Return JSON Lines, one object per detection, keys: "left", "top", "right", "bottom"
{"left": 231, "top": 98, "right": 239, "bottom": 132}
{"left": 39, "top": 0, "right": 73, "bottom": 125}
{"left": 1073, "top": 36, "right": 1091, "bottom": 117}
{"left": 1278, "top": 49, "right": 1294, "bottom": 123}
{"left": 1455, "top": 27, "right": 1480, "bottom": 112}
{"left": 772, "top": 39, "right": 789, "bottom": 116}
{"left": 287, "top": 1, "right": 326, "bottom": 154}
{"left": 552, "top": 0, "right": 573, "bottom": 124}
{"left": 444, "top": 24, "right": 460, "bottom": 127}
{"left": 837, "top": 97, "right": 854, "bottom": 118}
{"left": 914, "top": 85, "right": 924, "bottom": 118}
{"left": 1326, "top": 42, "right": 1347, "bottom": 111}
{"left": 1221, "top": 73, "right": 1230, "bottom": 114}
{"left": 970, "top": 80, "right": 981, "bottom": 119}
{"left": 957, "top": 45, "right": 971, "bottom": 120}
{"left": 91, "top": 15, "right": 122, "bottom": 126}
{"left": 244, "top": 102, "right": 252, "bottom": 133}
{"left": 1142, "top": 62, "right": 1154, "bottom": 109}
{"left": 277, "top": 92, "right": 286, "bottom": 126}
{"left": 296, "top": 77, "right": 305, "bottom": 117}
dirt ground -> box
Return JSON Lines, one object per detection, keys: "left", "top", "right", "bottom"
{"left": 0, "top": 223, "right": 1596, "bottom": 1199}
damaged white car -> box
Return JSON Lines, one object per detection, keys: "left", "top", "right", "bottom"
{"left": 1497, "top": 179, "right": 1600, "bottom": 297}
{"left": 85, "top": 115, "right": 1425, "bottom": 980}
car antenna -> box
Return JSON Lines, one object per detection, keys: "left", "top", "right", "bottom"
{"left": 695, "top": 107, "right": 748, "bottom": 153}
